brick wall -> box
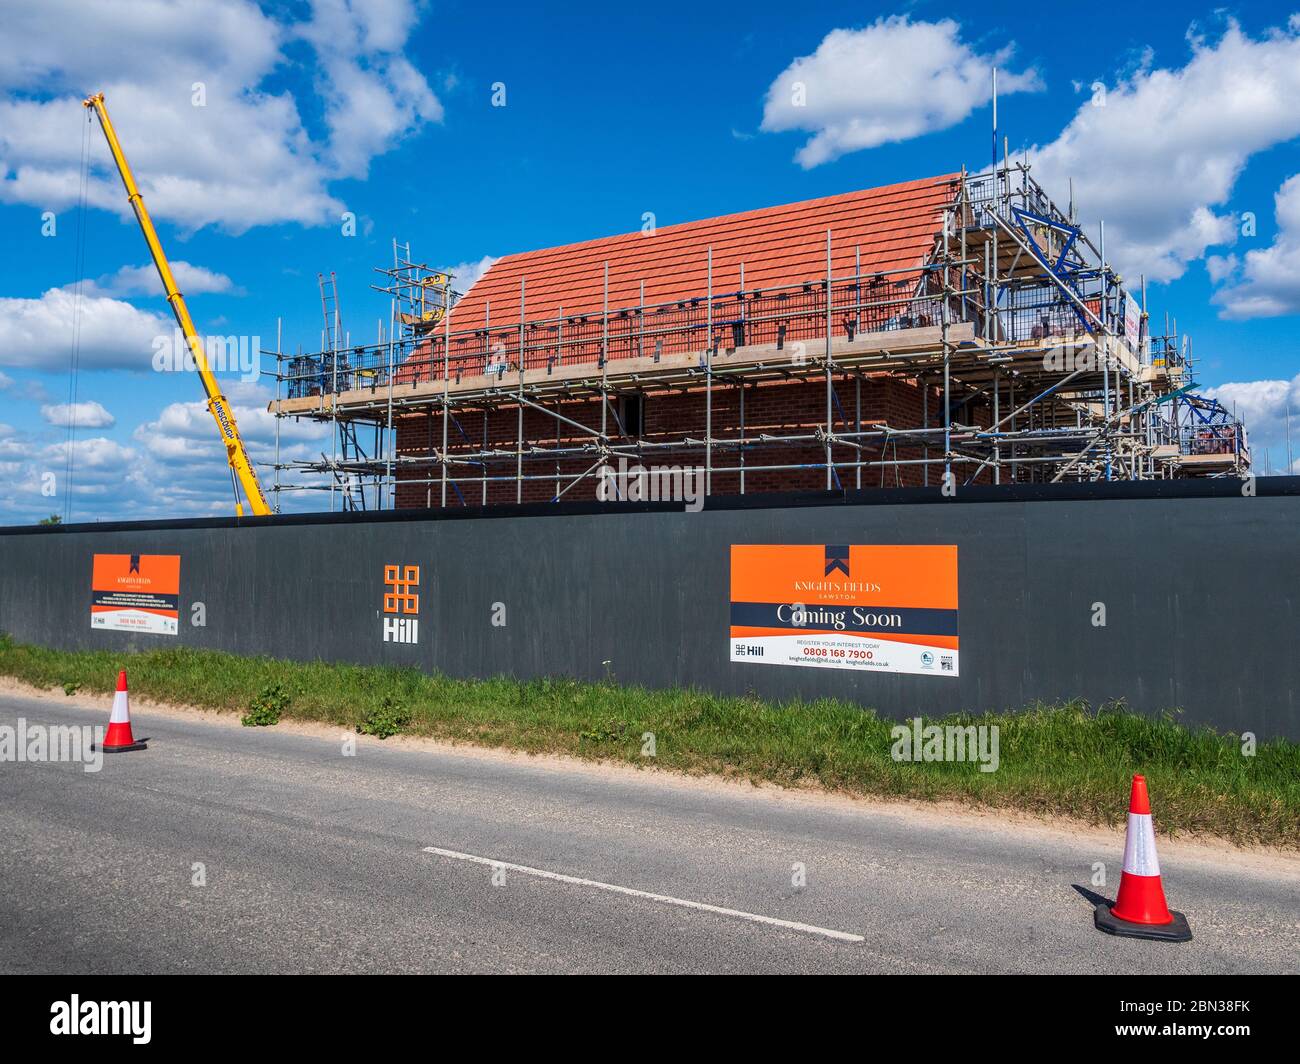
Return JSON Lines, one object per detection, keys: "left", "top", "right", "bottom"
{"left": 394, "top": 376, "right": 991, "bottom": 509}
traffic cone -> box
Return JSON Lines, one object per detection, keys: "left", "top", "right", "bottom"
{"left": 1093, "top": 774, "right": 1191, "bottom": 941}
{"left": 96, "top": 670, "right": 147, "bottom": 753}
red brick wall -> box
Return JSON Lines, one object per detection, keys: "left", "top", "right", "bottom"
{"left": 394, "top": 376, "right": 990, "bottom": 509}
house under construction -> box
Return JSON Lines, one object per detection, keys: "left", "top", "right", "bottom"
{"left": 268, "top": 160, "right": 1251, "bottom": 511}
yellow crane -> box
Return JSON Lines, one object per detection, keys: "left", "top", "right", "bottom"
{"left": 83, "top": 92, "right": 271, "bottom": 517}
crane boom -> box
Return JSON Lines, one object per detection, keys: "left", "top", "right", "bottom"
{"left": 83, "top": 92, "right": 271, "bottom": 517}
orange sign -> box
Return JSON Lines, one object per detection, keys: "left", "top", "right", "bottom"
{"left": 730, "top": 544, "right": 958, "bottom": 676}
{"left": 91, "top": 553, "right": 181, "bottom": 636}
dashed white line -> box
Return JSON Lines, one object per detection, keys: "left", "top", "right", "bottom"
{"left": 420, "top": 845, "right": 863, "bottom": 943}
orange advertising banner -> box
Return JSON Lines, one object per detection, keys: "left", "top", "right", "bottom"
{"left": 90, "top": 553, "right": 181, "bottom": 636}
{"left": 730, "top": 544, "right": 959, "bottom": 676}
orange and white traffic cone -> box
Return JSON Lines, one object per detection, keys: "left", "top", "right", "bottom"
{"left": 97, "top": 669, "right": 147, "bottom": 753}
{"left": 1094, "top": 774, "right": 1191, "bottom": 941}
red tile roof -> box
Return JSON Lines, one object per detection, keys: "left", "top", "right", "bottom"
{"left": 448, "top": 174, "right": 958, "bottom": 332}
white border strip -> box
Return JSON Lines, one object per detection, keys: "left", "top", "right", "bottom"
{"left": 421, "top": 846, "right": 864, "bottom": 944}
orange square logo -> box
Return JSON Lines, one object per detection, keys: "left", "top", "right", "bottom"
{"left": 383, "top": 564, "right": 420, "bottom": 614}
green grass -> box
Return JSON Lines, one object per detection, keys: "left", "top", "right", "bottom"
{"left": 2, "top": 634, "right": 1297, "bottom": 848}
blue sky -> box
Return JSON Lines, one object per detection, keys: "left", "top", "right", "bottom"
{"left": 3, "top": 0, "right": 1300, "bottom": 523}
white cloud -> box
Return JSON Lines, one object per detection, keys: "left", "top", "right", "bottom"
{"left": 49, "top": 435, "right": 136, "bottom": 473}
{"left": 0, "top": 0, "right": 281, "bottom": 92}
{"left": 0, "top": 370, "right": 12, "bottom": 390}
{"left": 130, "top": 391, "right": 332, "bottom": 513}
{"left": 41, "top": 400, "right": 115, "bottom": 428}
{"left": 299, "top": 0, "right": 443, "bottom": 180}
{"left": 1205, "top": 253, "right": 1239, "bottom": 285}
{"left": 1211, "top": 174, "right": 1300, "bottom": 319}
{"left": 443, "top": 255, "right": 499, "bottom": 295}
{"left": 0, "top": 287, "right": 170, "bottom": 370}
{"left": 0, "top": 0, "right": 442, "bottom": 234}
{"left": 1030, "top": 17, "right": 1300, "bottom": 284}
{"left": 0, "top": 436, "right": 142, "bottom": 518}
{"left": 0, "top": 383, "right": 333, "bottom": 523}
{"left": 135, "top": 391, "right": 329, "bottom": 451}
{"left": 760, "top": 17, "right": 1041, "bottom": 168}
{"left": 1204, "top": 372, "right": 1300, "bottom": 472}
{"left": 82, "top": 261, "right": 238, "bottom": 300}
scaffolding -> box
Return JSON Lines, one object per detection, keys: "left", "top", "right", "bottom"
{"left": 266, "top": 161, "right": 1251, "bottom": 512}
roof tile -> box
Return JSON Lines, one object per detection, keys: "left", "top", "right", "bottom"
{"left": 449, "top": 173, "right": 958, "bottom": 331}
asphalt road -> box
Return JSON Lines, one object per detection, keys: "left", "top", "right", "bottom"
{"left": 1, "top": 692, "right": 1296, "bottom": 974}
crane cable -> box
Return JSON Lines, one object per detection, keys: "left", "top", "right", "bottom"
{"left": 63, "top": 109, "right": 92, "bottom": 524}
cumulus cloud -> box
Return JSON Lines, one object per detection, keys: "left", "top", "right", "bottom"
{"left": 298, "top": 0, "right": 443, "bottom": 180}
{"left": 0, "top": 0, "right": 442, "bottom": 234}
{"left": 41, "top": 400, "right": 115, "bottom": 428}
{"left": 760, "top": 16, "right": 1041, "bottom": 168}
{"left": 0, "top": 287, "right": 170, "bottom": 370}
{"left": 1211, "top": 174, "right": 1300, "bottom": 319}
{"left": 81, "top": 261, "right": 239, "bottom": 300}
{"left": 0, "top": 436, "right": 141, "bottom": 515}
{"left": 0, "top": 384, "right": 332, "bottom": 523}
{"left": 1204, "top": 372, "right": 1300, "bottom": 473}
{"left": 0, "top": 431, "right": 228, "bottom": 521}
{"left": 135, "top": 389, "right": 328, "bottom": 451}
{"left": 129, "top": 388, "right": 332, "bottom": 512}
{"left": 443, "top": 255, "right": 499, "bottom": 295}
{"left": 1030, "top": 17, "right": 1300, "bottom": 284}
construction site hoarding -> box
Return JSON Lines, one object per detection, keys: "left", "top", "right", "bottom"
{"left": 3, "top": 480, "right": 1297, "bottom": 740}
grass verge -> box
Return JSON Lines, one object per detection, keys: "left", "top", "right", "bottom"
{"left": 1, "top": 635, "right": 1296, "bottom": 848}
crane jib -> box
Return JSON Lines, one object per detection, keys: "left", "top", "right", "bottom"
{"left": 83, "top": 90, "right": 272, "bottom": 518}
{"left": 211, "top": 401, "right": 234, "bottom": 438}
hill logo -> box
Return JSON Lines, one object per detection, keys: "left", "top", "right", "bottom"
{"left": 382, "top": 564, "right": 420, "bottom": 644}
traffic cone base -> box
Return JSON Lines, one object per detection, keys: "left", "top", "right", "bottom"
{"left": 93, "top": 669, "right": 148, "bottom": 753}
{"left": 1094, "top": 902, "right": 1192, "bottom": 942}
{"left": 95, "top": 738, "right": 148, "bottom": 753}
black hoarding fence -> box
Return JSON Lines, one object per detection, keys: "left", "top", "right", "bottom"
{"left": 2, "top": 479, "right": 1297, "bottom": 740}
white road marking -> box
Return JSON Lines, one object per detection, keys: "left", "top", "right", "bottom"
{"left": 421, "top": 845, "right": 864, "bottom": 943}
